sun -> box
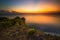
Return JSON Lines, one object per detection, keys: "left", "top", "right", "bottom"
{"left": 20, "top": 6, "right": 39, "bottom": 13}
{"left": 26, "top": 7, "right": 37, "bottom": 11}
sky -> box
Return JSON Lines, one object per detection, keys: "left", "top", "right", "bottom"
{"left": 0, "top": 0, "right": 60, "bottom": 13}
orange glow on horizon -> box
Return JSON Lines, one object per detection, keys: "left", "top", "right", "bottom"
{"left": 9, "top": 3, "right": 58, "bottom": 13}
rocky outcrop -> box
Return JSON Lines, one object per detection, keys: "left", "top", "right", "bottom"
{"left": 0, "top": 17, "right": 60, "bottom": 40}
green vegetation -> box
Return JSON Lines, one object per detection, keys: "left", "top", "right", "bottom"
{"left": 0, "top": 17, "right": 60, "bottom": 40}
{"left": 28, "top": 29, "right": 35, "bottom": 37}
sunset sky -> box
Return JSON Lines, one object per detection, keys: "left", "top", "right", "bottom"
{"left": 0, "top": 0, "right": 59, "bottom": 13}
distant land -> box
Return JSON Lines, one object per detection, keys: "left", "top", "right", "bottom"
{"left": 0, "top": 10, "right": 60, "bottom": 15}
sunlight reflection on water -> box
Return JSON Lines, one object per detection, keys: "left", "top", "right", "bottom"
{"left": 19, "top": 15, "right": 59, "bottom": 25}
